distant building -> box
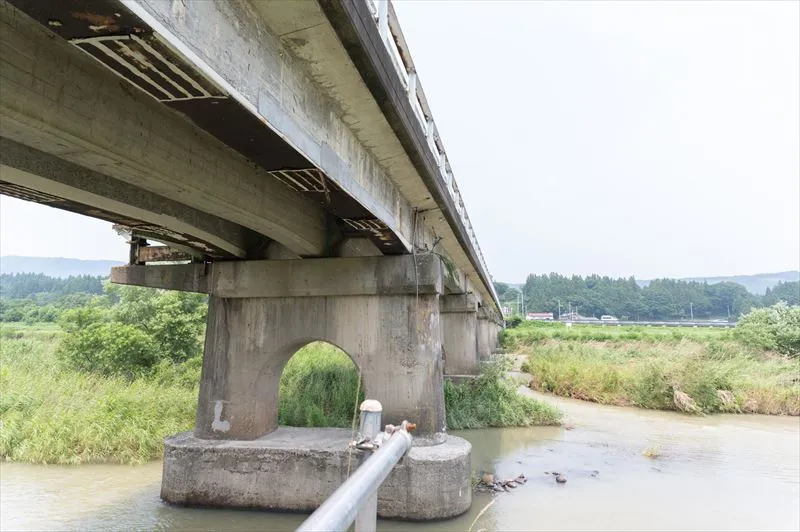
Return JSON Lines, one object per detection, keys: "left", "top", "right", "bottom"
{"left": 600, "top": 315, "right": 619, "bottom": 321}
{"left": 501, "top": 306, "right": 513, "bottom": 317}
{"left": 526, "top": 312, "right": 554, "bottom": 321}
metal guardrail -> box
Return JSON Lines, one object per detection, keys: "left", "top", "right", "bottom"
{"left": 364, "top": 0, "right": 498, "bottom": 307}
{"left": 296, "top": 400, "right": 415, "bottom": 532}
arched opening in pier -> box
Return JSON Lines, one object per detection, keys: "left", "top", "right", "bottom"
{"left": 278, "top": 341, "right": 364, "bottom": 428}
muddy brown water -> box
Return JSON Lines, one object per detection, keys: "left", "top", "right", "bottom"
{"left": 2, "top": 389, "right": 798, "bottom": 531}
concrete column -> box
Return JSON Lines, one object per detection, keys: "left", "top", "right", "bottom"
{"left": 440, "top": 294, "right": 479, "bottom": 376}
{"left": 183, "top": 256, "right": 446, "bottom": 440}
{"left": 476, "top": 306, "right": 494, "bottom": 361}
{"left": 114, "top": 256, "right": 469, "bottom": 519}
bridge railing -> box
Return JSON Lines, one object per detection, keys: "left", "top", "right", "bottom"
{"left": 296, "top": 400, "right": 414, "bottom": 532}
{"left": 365, "top": 0, "right": 496, "bottom": 305}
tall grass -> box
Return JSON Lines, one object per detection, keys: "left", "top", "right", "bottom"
{"left": 1, "top": 325, "right": 564, "bottom": 465}
{"left": 0, "top": 328, "right": 198, "bottom": 465}
{"left": 517, "top": 326, "right": 800, "bottom": 415}
{"left": 278, "top": 342, "right": 364, "bottom": 428}
{"left": 445, "top": 357, "right": 561, "bottom": 429}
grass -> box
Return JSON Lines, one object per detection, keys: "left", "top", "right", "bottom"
{"left": 444, "top": 357, "right": 561, "bottom": 429}
{"left": 280, "top": 344, "right": 563, "bottom": 430}
{"left": 0, "top": 325, "right": 198, "bottom": 465}
{"left": 503, "top": 321, "right": 733, "bottom": 350}
{"left": 278, "top": 342, "right": 364, "bottom": 428}
{"left": 515, "top": 323, "right": 800, "bottom": 415}
{"left": 0, "top": 329, "right": 364, "bottom": 464}
{"left": 1, "top": 324, "right": 557, "bottom": 465}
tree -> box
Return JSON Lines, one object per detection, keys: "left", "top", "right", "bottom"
{"left": 735, "top": 303, "right": 800, "bottom": 357}
{"left": 763, "top": 281, "right": 800, "bottom": 307}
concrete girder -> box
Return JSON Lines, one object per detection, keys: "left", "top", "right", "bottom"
{"left": 0, "top": 1, "right": 328, "bottom": 256}
{"left": 0, "top": 138, "right": 261, "bottom": 258}
{"left": 110, "top": 255, "right": 444, "bottom": 298}
{"left": 121, "top": 0, "right": 416, "bottom": 254}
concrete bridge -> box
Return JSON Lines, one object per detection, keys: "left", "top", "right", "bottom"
{"left": 1, "top": 0, "right": 502, "bottom": 519}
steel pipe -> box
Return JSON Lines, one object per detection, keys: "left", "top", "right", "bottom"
{"left": 296, "top": 426, "right": 413, "bottom": 532}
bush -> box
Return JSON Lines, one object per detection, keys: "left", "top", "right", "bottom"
{"left": 445, "top": 357, "right": 561, "bottom": 429}
{"left": 58, "top": 305, "right": 108, "bottom": 332}
{"left": 57, "top": 322, "right": 158, "bottom": 377}
{"left": 736, "top": 303, "right": 800, "bottom": 357}
{"left": 504, "top": 315, "right": 523, "bottom": 328}
{"left": 54, "top": 285, "right": 207, "bottom": 377}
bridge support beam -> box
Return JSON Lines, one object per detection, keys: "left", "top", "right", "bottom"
{"left": 440, "top": 294, "right": 479, "bottom": 376}
{"left": 477, "top": 307, "right": 502, "bottom": 361}
{"left": 113, "top": 255, "right": 471, "bottom": 520}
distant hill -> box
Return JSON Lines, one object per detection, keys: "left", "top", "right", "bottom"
{"left": 0, "top": 256, "right": 122, "bottom": 278}
{"left": 637, "top": 271, "right": 799, "bottom": 295}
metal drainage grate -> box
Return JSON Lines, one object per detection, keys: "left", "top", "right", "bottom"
{"left": 71, "top": 33, "right": 226, "bottom": 102}
{"left": 266, "top": 168, "right": 328, "bottom": 193}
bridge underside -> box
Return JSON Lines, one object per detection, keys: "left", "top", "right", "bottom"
{"left": 111, "top": 255, "right": 503, "bottom": 519}
{"left": 1, "top": 0, "right": 504, "bottom": 520}
{"left": 1, "top": 0, "right": 501, "bottom": 314}
{"left": 1, "top": 0, "right": 410, "bottom": 259}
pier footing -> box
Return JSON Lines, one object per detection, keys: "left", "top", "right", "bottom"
{"left": 161, "top": 427, "right": 472, "bottom": 521}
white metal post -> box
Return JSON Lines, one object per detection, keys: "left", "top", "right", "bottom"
{"left": 355, "top": 400, "right": 382, "bottom": 532}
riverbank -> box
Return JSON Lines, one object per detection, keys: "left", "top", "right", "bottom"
{"left": 1, "top": 323, "right": 559, "bottom": 465}
{"left": 509, "top": 323, "right": 799, "bottom": 415}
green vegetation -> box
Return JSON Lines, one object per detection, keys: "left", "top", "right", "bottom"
{"left": 0, "top": 273, "right": 105, "bottom": 324}
{"left": 444, "top": 357, "right": 561, "bottom": 428}
{"left": 494, "top": 275, "right": 798, "bottom": 322}
{"left": 514, "top": 314, "right": 800, "bottom": 416}
{"left": 1, "top": 279, "right": 555, "bottom": 464}
{"left": 278, "top": 343, "right": 364, "bottom": 428}
{"left": 0, "top": 325, "right": 199, "bottom": 465}
{"left": 735, "top": 303, "right": 800, "bottom": 357}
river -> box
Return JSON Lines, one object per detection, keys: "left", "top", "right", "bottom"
{"left": 2, "top": 389, "right": 798, "bottom": 531}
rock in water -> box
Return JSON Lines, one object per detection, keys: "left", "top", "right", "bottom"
{"left": 481, "top": 473, "right": 494, "bottom": 486}
{"left": 556, "top": 475, "right": 567, "bottom": 484}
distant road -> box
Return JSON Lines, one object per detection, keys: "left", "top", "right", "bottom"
{"left": 563, "top": 320, "right": 735, "bottom": 328}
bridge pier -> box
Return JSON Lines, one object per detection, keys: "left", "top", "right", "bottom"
{"left": 440, "top": 294, "right": 480, "bottom": 376}
{"left": 112, "top": 255, "right": 471, "bottom": 520}
{"left": 477, "top": 307, "right": 501, "bottom": 361}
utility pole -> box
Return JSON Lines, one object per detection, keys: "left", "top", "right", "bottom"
{"left": 557, "top": 300, "right": 561, "bottom": 320}
{"left": 690, "top": 302, "right": 693, "bottom": 321}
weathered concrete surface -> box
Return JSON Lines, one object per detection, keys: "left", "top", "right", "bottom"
{"left": 337, "top": 237, "right": 382, "bottom": 258}
{"left": 196, "top": 292, "right": 445, "bottom": 440}
{"left": 124, "top": 0, "right": 499, "bottom": 311}
{"left": 161, "top": 428, "right": 471, "bottom": 520}
{"left": 0, "top": 138, "right": 257, "bottom": 258}
{"left": 476, "top": 310, "right": 496, "bottom": 361}
{"left": 0, "top": 1, "right": 327, "bottom": 256}
{"left": 111, "top": 255, "right": 443, "bottom": 298}
{"left": 440, "top": 295, "right": 479, "bottom": 376}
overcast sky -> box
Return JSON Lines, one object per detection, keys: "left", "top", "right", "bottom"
{"left": 1, "top": 0, "right": 798, "bottom": 282}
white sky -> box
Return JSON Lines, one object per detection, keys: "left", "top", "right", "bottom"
{"left": 1, "top": 0, "right": 799, "bottom": 282}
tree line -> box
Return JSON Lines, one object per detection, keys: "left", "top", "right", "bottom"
{"left": 0, "top": 273, "right": 104, "bottom": 299}
{"left": 495, "top": 274, "right": 799, "bottom": 321}
{"left": 0, "top": 273, "right": 107, "bottom": 323}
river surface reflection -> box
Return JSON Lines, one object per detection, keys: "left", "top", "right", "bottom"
{"left": 2, "top": 389, "right": 798, "bottom": 531}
